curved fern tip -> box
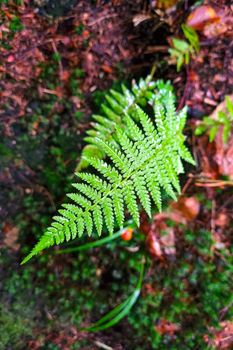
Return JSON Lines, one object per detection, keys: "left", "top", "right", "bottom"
{"left": 21, "top": 252, "right": 34, "bottom": 265}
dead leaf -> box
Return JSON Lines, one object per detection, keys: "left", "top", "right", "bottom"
{"left": 2, "top": 222, "right": 20, "bottom": 251}
{"left": 187, "top": 5, "right": 233, "bottom": 38}
{"left": 205, "top": 321, "right": 233, "bottom": 349}
{"left": 145, "top": 218, "right": 176, "bottom": 258}
{"left": 214, "top": 132, "right": 233, "bottom": 179}
{"left": 132, "top": 14, "right": 152, "bottom": 27}
{"left": 203, "top": 20, "right": 228, "bottom": 38}
{"left": 215, "top": 212, "right": 230, "bottom": 228}
{"left": 151, "top": 0, "right": 179, "bottom": 10}
{"left": 146, "top": 231, "right": 162, "bottom": 258}
{"left": 196, "top": 135, "right": 219, "bottom": 179}
{"left": 171, "top": 196, "right": 200, "bottom": 223}
{"left": 153, "top": 197, "right": 200, "bottom": 225}
{"left": 101, "top": 63, "right": 113, "bottom": 74}
{"left": 155, "top": 319, "right": 180, "bottom": 336}
{"left": 160, "top": 228, "right": 176, "bottom": 256}
{"left": 186, "top": 5, "right": 219, "bottom": 31}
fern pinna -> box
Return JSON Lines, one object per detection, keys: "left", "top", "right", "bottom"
{"left": 22, "top": 77, "right": 194, "bottom": 264}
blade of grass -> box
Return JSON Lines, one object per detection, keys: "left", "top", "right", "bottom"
{"left": 85, "top": 289, "right": 140, "bottom": 332}
{"left": 87, "top": 295, "right": 132, "bottom": 328}
{"left": 82, "top": 258, "right": 145, "bottom": 332}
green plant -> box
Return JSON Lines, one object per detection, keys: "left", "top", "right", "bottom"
{"left": 75, "top": 23, "right": 85, "bottom": 35}
{"left": 169, "top": 24, "right": 200, "bottom": 71}
{"left": 9, "top": 15, "right": 24, "bottom": 33}
{"left": 195, "top": 95, "right": 233, "bottom": 143}
{"left": 78, "top": 76, "right": 174, "bottom": 170}
{"left": 22, "top": 75, "right": 194, "bottom": 264}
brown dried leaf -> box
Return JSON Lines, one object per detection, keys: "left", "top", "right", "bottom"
{"left": 153, "top": 197, "right": 200, "bottom": 225}
{"left": 186, "top": 5, "right": 219, "bottom": 31}
{"left": 2, "top": 222, "right": 20, "bottom": 251}
{"left": 146, "top": 231, "right": 162, "bottom": 258}
{"left": 101, "top": 63, "right": 113, "bottom": 74}
{"left": 205, "top": 321, "right": 233, "bottom": 349}
{"left": 151, "top": 0, "right": 179, "bottom": 10}
{"left": 196, "top": 136, "right": 220, "bottom": 179}
{"left": 215, "top": 212, "right": 230, "bottom": 228}
{"left": 132, "top": 14, "right": 152, "bottom": 27}
{"left": 155, "top": 319, "right": 180, "bottom": 336}
{"left": 160, "top": 228, "right": 176, "bottom": 256}
{"left": 187, "top": 5, "right": 232, "bottom": 38}
{"left": 145, "top": 219, "right": 176, "bottom": 258}
{"left": 171, "top": 197, "right": 200, "bottom": 223}
{"left": 203, "top": 20, "right": 228, "bottom": 38}
{"left": 214, "top": 132, "right": 233, "bottom": 179}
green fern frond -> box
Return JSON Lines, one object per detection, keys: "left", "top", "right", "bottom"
{"left": 22, "top": 86, "right": 194, "bottom": 264}
{"left": 23, "top": 76, "right": 194, "bottom": 263}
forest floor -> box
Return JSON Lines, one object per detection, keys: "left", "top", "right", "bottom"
{"left": 0, "top": 1, "right": 233, "bottom": 349}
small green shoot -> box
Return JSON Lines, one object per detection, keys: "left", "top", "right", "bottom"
{"left": 169, "top": 24, "right": 200, "bottom": 71}
{"left": 75, "top": 23, "right": 85, "bottom": 35}
{"left": 9, "top": 16, "right": 24, "bottom": 33}
{"left": 181, "top": 24, "right": 200, "bottom": 53}
{"left": 195, "top": 95, "right": 233, "bottom": 144}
